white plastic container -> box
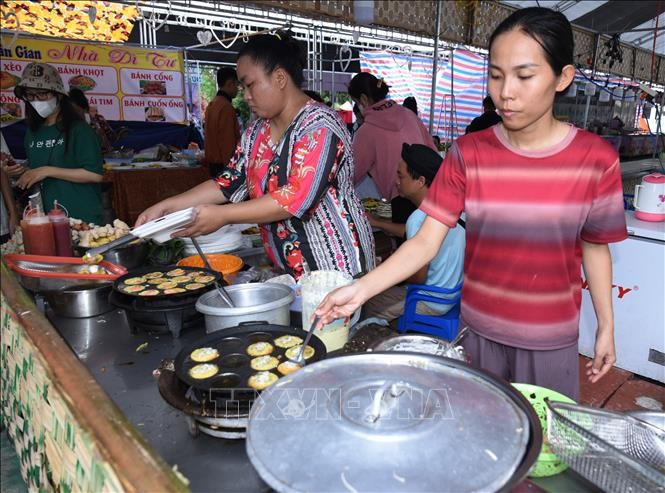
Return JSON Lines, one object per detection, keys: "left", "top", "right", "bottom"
{"left": 299, "top": 270, "right": 359, "bottom": 351}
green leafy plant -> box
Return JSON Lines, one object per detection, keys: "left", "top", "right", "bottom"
{"left": 146, "top": 239, "right": 185, "bottom": 266}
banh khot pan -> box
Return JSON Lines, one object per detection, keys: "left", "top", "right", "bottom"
{"left": 173, "top": 323, "right": 327, "bottom": 402}
{"left": 113, "top": 265, "right": 221, "bottom": 300}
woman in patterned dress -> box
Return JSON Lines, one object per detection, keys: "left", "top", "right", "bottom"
{"left": 137, "top": 31, "right": 375, "bottom": 280}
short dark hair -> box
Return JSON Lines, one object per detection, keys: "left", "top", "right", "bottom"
{"left": 489, "top": 7, "right": 573, "bottom": 77}
{"left": 303, "top": 90, "right": 324, "bottom": 103}
{"left": 216, "top": 67, "right": 237, "bottom": 88}
{"left": 68, "top": 87, "right": 89, "bottom": 111}
{"left": 482, "top": 96, "right": 495, "bottom": 112}
{"left": 237, "top": 30, "right": 305, "bottom": 87}
{"left": 402, "top": 96, "right": 418, "bottom": 114}
{"left": 348, "top": 72, "right": 389, "bottom": 102}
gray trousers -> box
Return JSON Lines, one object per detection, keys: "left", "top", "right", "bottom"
{"left": 462, "top": 329, "right": 580, "bottom": 401}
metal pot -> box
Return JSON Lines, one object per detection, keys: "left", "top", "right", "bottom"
{"left": 44, "top": 282, "right": 114, "bottom": 318}
{"left": 246, "top": 352, "right": 541, "bottom": 493}
{"left": 75, "top": 240, "right": 147, "bottom": 270}
{"left": 196, "top": 283, "right": 294, "bottom": 333}
{"left": 372, "top": 334, "right": 467, "bottom": 361}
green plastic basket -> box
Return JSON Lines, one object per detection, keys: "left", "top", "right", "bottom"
{"left": 512, "top": 383, "right": 576, "bottom": 478}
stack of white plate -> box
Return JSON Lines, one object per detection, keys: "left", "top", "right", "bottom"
{"left": 181, "top": 223, "right": 252, "bottom": 255}
{"left": 374, "top": 201, "right": 392, "bottom": 219}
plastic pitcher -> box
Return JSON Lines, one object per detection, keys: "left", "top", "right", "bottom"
{"left": 299, "top": 270, "right": 360, "bottom": 352}
{"left": 22, "top": 206, "right": 55, "bottom": 256}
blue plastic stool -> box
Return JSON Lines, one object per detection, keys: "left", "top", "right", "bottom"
{"left": 397, "top": 282, "right": 462, "bottom": 341}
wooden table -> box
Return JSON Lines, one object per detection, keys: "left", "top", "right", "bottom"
{"left": 105, "top": 166, "right": 210, "bottom": 224}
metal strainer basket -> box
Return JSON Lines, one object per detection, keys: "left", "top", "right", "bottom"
{"left": 546, "top": 401, "right": 665, "bottom": 493}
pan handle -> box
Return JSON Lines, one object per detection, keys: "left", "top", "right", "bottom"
{"left": 237, "top": 320, "right": 270, "bottom": 326}
{"left": 364, "top": 381, "right": 409, "bottom": 423}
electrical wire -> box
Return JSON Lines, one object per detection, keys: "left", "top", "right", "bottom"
{"left": 574, "top": 66, "right": 637, "bottom": 100}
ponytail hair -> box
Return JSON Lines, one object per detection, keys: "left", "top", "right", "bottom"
{"left": 237, "top": 30, "right": 305, "bottom": 87}
{"left": 348, "top": 72, "right": 390, "bottom": 102}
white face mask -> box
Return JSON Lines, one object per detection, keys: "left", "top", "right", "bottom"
{"left": 84, "top": 113, "right": 91, "bottom": 123}
{"left": 30, "top": 97, "right": 59, "bottom": 118}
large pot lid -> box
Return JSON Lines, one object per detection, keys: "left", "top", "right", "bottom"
{"left": 246, "top": 353, "right": 532, "bottom": 493}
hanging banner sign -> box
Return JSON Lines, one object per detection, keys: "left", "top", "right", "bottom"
{"left": 0, "top": 35, "right": 186, "bottom": 124}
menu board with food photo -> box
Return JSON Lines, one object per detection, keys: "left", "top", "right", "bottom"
{"left": 120, "top": 68, "right": 184, "bottom": 97}
{"left": 122, "top": 96, "right": 186, "bottom": 123}
{"left": 1, "top": 35, "right": 187, "bottom": 123}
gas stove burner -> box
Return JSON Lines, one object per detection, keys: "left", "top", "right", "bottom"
{"left": 158, "top": 367, "right": 250, "bottom": 440}
{"left": 110, "top": 290, "right": 202, "bottom": 338}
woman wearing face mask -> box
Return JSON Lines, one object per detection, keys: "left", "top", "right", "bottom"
{"left": 13, "top": 63, "right": 103, "bottom": 224}
{"left": 69, "top": 88, "right": 115, "bottom": 154}
{"left": 136, "top": 31, "right": 375, "bottom": 280}
{"left": 317, "top": 7, "right": 627, "bottom": 401}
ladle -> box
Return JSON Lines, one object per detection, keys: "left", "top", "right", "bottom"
{"left": 190, "top": 237, "right": 235, "bottom": 307}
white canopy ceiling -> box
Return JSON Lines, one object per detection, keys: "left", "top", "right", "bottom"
{"left": 501, "top": 1, "right": 665, "bottom": 54}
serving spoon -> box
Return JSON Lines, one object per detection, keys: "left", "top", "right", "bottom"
{"left": 290, "top": 315, "right": 320, "bottom": 366}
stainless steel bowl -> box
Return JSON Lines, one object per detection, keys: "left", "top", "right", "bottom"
{"left": 196, "top": 283, "right": 294, "bottom": 333}
{"left": 44, "top": 282, "right": 114, "bottom": 318}
{"left": 75, "top": 240, "right": 147, "bottom": 270}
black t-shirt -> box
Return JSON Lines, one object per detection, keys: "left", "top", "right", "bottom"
{"left": 465, "top": 111, "right": 502, "bottom": 134}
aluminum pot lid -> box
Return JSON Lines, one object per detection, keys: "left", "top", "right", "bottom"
{"left": 246, "top": 353, "right": 531, "bottom": 493}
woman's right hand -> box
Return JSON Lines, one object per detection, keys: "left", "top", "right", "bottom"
{"left": 3, "top": 163, "right": 26, "bottom": 177}
{"left": 135, "top": 200, "right": 173, "bottom": 227}
{"left": 315, "top": 283, "right": 367, "bottom": 327}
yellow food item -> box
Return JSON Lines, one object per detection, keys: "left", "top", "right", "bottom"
{"left": 250, "top": 355, "right": 279, "bottom": 371}
{"left": 246, "top": 342, "right": 273, "bottom": 357}
{"left": 167, "top": 268, "right": 186, "bottom": 277}
{"left": 277, "top": 361, "right": 302, "bottom": 376}
{"left": 124, "top": 277, "right": 146, "bottom": 285}
{"left": 146, "top": 278, "right": 165, "bottom": 285}
{"left": 144, "top": 272, "right": 164, "bottom": 279}
{"left": 184, "top": 283, "right": 205, "bottom": 290}
{"left": 190, "top": 347, "right": 220, "bottom": 363}
{"left": 194, "top": 275, "right": 215, "bottom": 284}
{"left": 171, "top": 276, "right": 193, "bottom": 283}
{"left": 188, "top": 363, "right": 219, "bottom": 380}
{"left": 157, "top": 281, "right": 178, "bottom": 290}
{"left": 273, "top": 335, "right": 303, "bottom": 349}
{"left": 163, "top": 288, "right": 186, "bottom": 295}
{"left": 138, "top": 289, "right": 160, "bottom": 296}
{"left": 248, "top": 371, "right": 278, "bottom": 390}
{"left": 123, "top": 285, "right": 146, "bottom": 293}
{"left": 285, "top": 345, "right": 315, "bottom": 361}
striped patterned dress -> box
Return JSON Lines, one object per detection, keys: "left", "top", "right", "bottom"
{"left": 216, "top": 100, "right": 375, "bottom": 280}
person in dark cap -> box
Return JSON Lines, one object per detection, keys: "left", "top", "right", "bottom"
{"left": 465, "top": 95, "right": 502, "bottom": 133}
{"left": 363, "top": 143, "right": 465, "bottom": 321}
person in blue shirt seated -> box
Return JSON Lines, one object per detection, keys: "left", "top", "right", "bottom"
{"left": 364, "top": 143, "right": 466, "bottom": 321}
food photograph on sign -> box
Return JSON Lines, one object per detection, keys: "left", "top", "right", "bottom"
{"left": 0, "top": 70, "right": 21, "bottom": 90}
{"left": 68, "top": 74, "right": 97, "bottom": 92}
{"left": 145, "top": 106, "right": 165, "bottom": 122}
{"left": 140, "top": 80, "right": 167, "bottom": 95}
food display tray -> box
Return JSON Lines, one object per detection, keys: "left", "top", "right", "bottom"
{"left": 113, "top": 265, "right": 220, "bottom": 300}
{"left": 173, "top": 323, "right": 327, "bottom": 402}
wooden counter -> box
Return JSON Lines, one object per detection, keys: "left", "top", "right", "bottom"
{"left": 0, "top": 262, "right": 188, "bottom": 493}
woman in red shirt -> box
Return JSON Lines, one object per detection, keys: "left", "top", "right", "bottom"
{"left": 316, "top": 8, "right": 627, "bottom": 400}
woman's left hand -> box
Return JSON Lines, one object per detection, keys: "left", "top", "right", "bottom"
{"left": 171, "top": 204, "right": 226, "bottom": 238}
{"left": 586, "top": 327, "right": 616, "bottom": 383}
{"left": 17, "top": 166, "right": 53, "bottom": 189}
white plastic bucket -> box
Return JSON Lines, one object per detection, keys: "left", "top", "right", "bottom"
{"left": 299, "top": 270, "right": 360, "bottom": 352}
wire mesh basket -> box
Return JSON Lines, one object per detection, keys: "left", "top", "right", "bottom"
{"left": 546, "top": 401, "right": 665, "bottom": 493}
